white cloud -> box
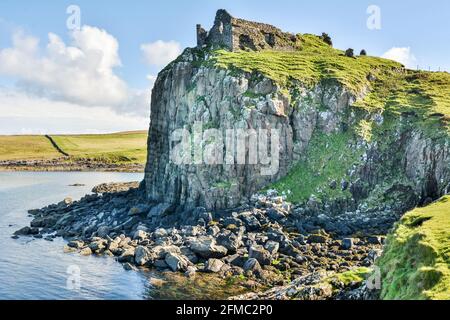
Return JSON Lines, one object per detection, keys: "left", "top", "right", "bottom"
{"left": 0, "top": 26, "right": 150, "bottom": 117}
{"left": 0, "top": 87, "right": 148, "bottom": 134}
{"left": 140, "top": 40, "right": 182, "bottom": 67}
{"left": 382, "top": 47, "right": 417, "bottom": 69}
{"left": 0, "top": 27, "right": 127, "bottom": 107}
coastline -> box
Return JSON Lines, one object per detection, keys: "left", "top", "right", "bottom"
{"left": 13, "top": 183, "right": 393, "bottom": 300}
{"left": 0, "top": 160, "right": 145, "bottom": 173}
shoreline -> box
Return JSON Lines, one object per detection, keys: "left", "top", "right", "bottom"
{"left": 0, "top": 160, "right": 145, "bottom": 173}
{"left": 13, "top": 182, "right": 396, "bottom": 300}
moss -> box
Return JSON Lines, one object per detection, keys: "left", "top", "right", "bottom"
{"left": 376, "top": 196, "right": 450, "bottom": 300}
{"left": 334, "top": 267, "right": 372, "bottom": 286}
{"left": 356, "top": 120, "right": 374, "bottom": 142}
{"left": 327, "top": 267, "right": 372, "bottom": 288}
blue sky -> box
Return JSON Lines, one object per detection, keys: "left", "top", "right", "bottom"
{"left": 0, "top": 0, "right": 449, "bottom": 134}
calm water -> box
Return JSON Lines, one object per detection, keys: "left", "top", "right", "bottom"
{"left": 0, "top": 171, "right": 152, "bottom": 300}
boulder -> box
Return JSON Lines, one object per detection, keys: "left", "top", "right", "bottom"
{"left": 223, "top": 217, "right": 244, "bottom": 228}
{"left": 80, "top": 247, "right": 92, "bottom": 256}
{"left": 88, "top": 240, "right": 106, "bottom": 252}
{"left": 307, "top": 234, "right": 328, "bottom": 244}
{"left": 14, "top": 226, "right": 39, "bottom": 236}
{"left": 189, "top": 237, "right": 228, "bottom": 259}
{"left": 165, "top": 252, "right": 190, "bottom": 272}
{"left": 243, "top": 258, "right": 262, "bottom": 273}
{"left": 153, "top": 259, "right": 169, "bottom": 269}
{"left": 134, "top": 246, "right": 153, "bottom": 266}
{"left": 249, "top": 245, "right": 272, "bottom": 266}
{"left": 67, "top": 240, "right": 84, "bottom": 249}
{"left": 240, "top": 214, "right": 262, "bottom": 231}
{"left": 216, "top": 230, "right": 242, "bottom": 253}
{"left": 97, "top": 226, "right": 110, "bottom": 238}
{"left": 341, "top": 238, "right": 354, "bottom": 250}
{"left": 264, "top": 241, "right": 280, "bottom": 255}
{"left": 267, "top": 208, "right": 286, "bottom": 220}
{"left": 205, "top": 258, "right": 225, "bottom": 273}
{"left": 367, "top": 236, "right": 382, "bottom": 245}
{"left": 118, "top": 247, "right": 136, "bottom": 263}
{"left": 153, "top": 228, "right": 168, "bottom": 239}
{"left": 133, "top": 230, "right": 148, "bottom": 241}
{"left": 224, "top": 254, "right": 247, "bottom": 268}
{"left": 123, "top": 262, "right": 137, "bottom": 271}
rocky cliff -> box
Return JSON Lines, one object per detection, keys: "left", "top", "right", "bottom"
{"left": 144, "top": 11, "right": 450, "bottom": 216}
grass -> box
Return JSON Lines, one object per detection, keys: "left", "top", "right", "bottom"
{"left": 326, "top": 267, "right": 372, "bottom": 288}
{"left": 269, "top": 130, "right": 362, "bottom": 203}
{"left": 0, "top": 131, "right": 148, "bottom": 164}
{"left": 211, "top": 34, "right": 450, "bottom": 132}
{"left": 213, "top": 34, "right": 403, "bottom": 97}
{"left": 376, "top": 196, "right": 450, "bottom": 300}
{"left": 52, "top": 131, "right": 148, "bottom": 164}
{"left": 0, "top": 135, "right": 61, "bottom": 161}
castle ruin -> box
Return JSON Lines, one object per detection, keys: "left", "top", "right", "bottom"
{"left": 197, "top": 9, "right": 301, "bottom": 52}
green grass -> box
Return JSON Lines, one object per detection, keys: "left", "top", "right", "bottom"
{"left": 0, "top": 135, "right": 61, "bottom": 161}
{"left": 325, "top": 267, "right": 372, "bottom": 289}
{"left": 269, "top": 130, "right": 362, "bottom": 203}
{"left": 334, "top": 267, "right": 372, "bottom": 286}
{"left": 211, "top": 34, "right": 450, "bottom": 132}
{"left": 213, "top": 34, "right": 403, "bottom": 97}
{"left": 52, "top": 131, "right": 148, "bottom": 164}
{"left": 0, "top": 131, "right": 148, "bottom": 164}
{"left": 377, "top": 196, "right": 450, "bottom": 300}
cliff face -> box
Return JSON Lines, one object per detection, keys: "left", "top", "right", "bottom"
{"left": 144, "top": 48, "right": 359, "bottom": 211}
{"left": 144, "top": 13, "right": 450, "bottom": 215}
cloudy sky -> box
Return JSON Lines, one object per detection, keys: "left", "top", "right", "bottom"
{"left": 0, "top": 0, "right": 449, "bottom": 134}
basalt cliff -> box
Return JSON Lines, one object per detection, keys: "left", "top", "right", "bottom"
{"left": 144, "top": 9, "right": 449, "bottom": 216}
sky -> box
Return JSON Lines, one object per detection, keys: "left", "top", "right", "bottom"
{"left": 0, "top": 0, "right": 449, "bottom": 134}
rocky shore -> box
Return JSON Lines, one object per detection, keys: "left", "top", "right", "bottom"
{"left": 0, "top": 159, "right": 144, "bottom": 173}
{"left": 13, "top": 182, "right": 395, "bottom": 300}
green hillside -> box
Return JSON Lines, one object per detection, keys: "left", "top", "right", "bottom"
{"left": 0, "top": 131, "right": 148, "bottom": 165}
{"left": 377, "top": 196, "right": 450, "bottom": 300}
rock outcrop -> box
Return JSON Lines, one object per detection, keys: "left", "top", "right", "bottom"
{"left": 144, "top": 48, "right": 356, "bottom": 211}
{"left": 144, "top": 10, "right": 449, "bottom": 218}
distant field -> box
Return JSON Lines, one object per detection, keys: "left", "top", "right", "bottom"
{"left": 0, "top": 135, "right": 61, "bottom": 161}
{"left": 0, "top": 131, "right": 148, "bottom": 164}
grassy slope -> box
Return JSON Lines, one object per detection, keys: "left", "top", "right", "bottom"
{"left": 0, "top": 131, "right": 148, "bottom": 164}
{"left": 0, "top": 136, "right": 61, "bottom": 161}
{"left": 212, "top": 34, "right": 450, "bottom": 203}
{"left": 52, "top": 131, "right": 148, "bottom": 164}
{"left": 377, "top": 196, "right": 450, "bottom": 300}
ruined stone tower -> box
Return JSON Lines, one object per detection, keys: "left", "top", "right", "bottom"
{"left": 197, "top": 9, "right": 301, "bottom": 52}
